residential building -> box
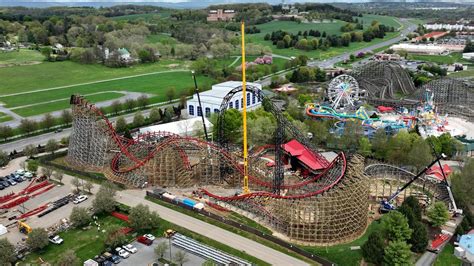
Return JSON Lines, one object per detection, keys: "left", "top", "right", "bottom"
{"left": 187, "top": 81, "right": 262, "bottom": 118}
{"left": 207, "top": 9, "right": 235, "bottom": 22}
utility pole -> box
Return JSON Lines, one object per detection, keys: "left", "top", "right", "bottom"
{"left": 191, "top": 70, "right": 209, "bottom": 141}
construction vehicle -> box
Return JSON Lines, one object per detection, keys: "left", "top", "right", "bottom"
{"left": 380, "top": 153, "right": 447, "bottom": 213}
{"left": 18, "top": 221, "right": 32, "bottom": 234}
{"left": 164, "top": 229, "right": 176, "bottom": 238}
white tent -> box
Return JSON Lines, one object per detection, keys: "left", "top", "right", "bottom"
{"left": 83, "top": 259, "right": 99, "bottom": 266}
{"left": 0, "top": 224, "right": 8, "bottom": 236}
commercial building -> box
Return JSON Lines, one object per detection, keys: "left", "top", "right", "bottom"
{"left": 424, "top": 23, "right": 474, "bottom": 31}
{"left": 187, "top": 81, "right": 262, "bottom": 118}
{"left": 391, "top": 43, "right": 447, "bottom": 55}
{"left": 139, "top": 117, "right": 212, "bottom": 137}
{"left": 415, "top": 31, "right": 448, "bottom": 42}
{"left": 207, "top": 9, "right": 235, "bottom": 22}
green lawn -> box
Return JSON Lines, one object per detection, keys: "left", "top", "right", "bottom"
{"left": 247, "top": 14, "right": 401, "bottom": 60}
{"left": 449, "top": 68, "right": 474, "bottom": 78}
{"left": 147, "top": 34, "right": 178, "bottom": 45}
{"left": 408, "top": 53, "right": 470, "bottom": 65}
{"left": 434, "top": 243, "right": 462, "bottom": 266}
{"left": 24, "top": 215, "right": 129, "bottom": 265}
{"left": 0, "top": 59, "right": 185, "bottom": 96}
{"left": 0, "top": 114, "right": 12, "bottom": 123}
{"left": 300, "top": 220, "right": 382, "bottom": 266}
{"left": 12, "top": 92, "right": 125, "bottom": 117}
{"left": 0, "top": 49, "right": 44, "bottom": 66}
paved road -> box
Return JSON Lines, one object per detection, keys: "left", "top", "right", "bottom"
{"left": 117, "top": 189, "right": 309, "bottom": 266}
{"left": 308, "top": 18, "right": 416, "bottom": 69}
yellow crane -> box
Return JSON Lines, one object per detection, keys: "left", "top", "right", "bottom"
{"left": 241, "top": 22, "right": 250, "bottom": 195}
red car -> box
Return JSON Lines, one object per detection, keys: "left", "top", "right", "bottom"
{"left": 137, "top": 235, "right": 153, "bottom": 246}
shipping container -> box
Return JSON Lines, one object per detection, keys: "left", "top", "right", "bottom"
{"left": 183, "top": 198, "right": 196, "bottom": 208}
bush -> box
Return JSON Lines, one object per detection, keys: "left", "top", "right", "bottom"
{"left": 361, "top": 231, "right": 385, "bottom": 264}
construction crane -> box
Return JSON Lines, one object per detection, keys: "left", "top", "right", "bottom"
{"left": 380, "top": 153, "right": 447, "bottom": 213}
{"left": 241, "top": 21, "right": 250, "bottom": 195}
{"left": 18, "top": 220, "right": 32, "bottom": 234}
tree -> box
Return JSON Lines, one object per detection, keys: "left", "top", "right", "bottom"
{"left": 409, "top": 221, "right": 428, "bottom": 253}
{"left": 202, "top": 259, "right": 217, "bottom": 266}
{"left": 23, "top": 144, "right": 38, "bottom": 158}
{"left": 0, "top": 125, "right": 13, "bottom": 141}
{"left": 0, "top": 150, "right": 9, "bottom": 167}
{"left": 70, "top": 206, "right": 91, "bottom": 228}
{"left": 401, "top": 196, "right": 422, "bottom": 220}
{"left": 358, "top": 137, "right": 372, "bottom": 156}
{"left": 61, "top": 110, "right": 72, "bottom": 124}
{"left": 52, "top": 171, "right": 64, "bottom": 183}
{"left": 155, "top": 241, "right": 168, "bottom": 259}
{"left": 115, "top": 117, "right": 128, "bottom": 133}
{"left": 166, "top": 87, "right": 176, "bottom": 103}
{"left": 137, "top": 95, "right": 149, "bottom": 109}
{"left": 19, "top": 119, "right": 38, "bottom": 135}
{"left": 40, "top": 46, "right": 52, "bottom": 61}
{"left": 174, "top": 250, "right": 189, "bottom": 266}
{"left": 407, "top": 138, "right": 432, "bottom": 171}
{"left": 92, "top": 182, "right": 117, "bottom": 214}
{"left": 105, "top": 225, "right": 128, "bottom": 248}
{"left": 27, "top": 160, "right": 38, "bottom": 173}
{"left": 381, "top": 211, "right": 412, "bottom": 242}
{"left": 26, "top": 228, "right": 49, "bottom": 251}
{"left": 45, "top": 139, "right": 59, "bottom": 154}
{"left": 427, "top": 202, "right": 450, "bottom": 227}
{"left": 41, "top": 113, "right": 55, "bottom": 129}
{"left": 383, "top": 240, "right": 412, "bottom": 266}
{"left": 361, "top": 231, "right": 385, "bottom": 265}
{"left": 133, "top": 112, "right": 145, "bottom": 128}
{"left": 41, "top": 167, "right": 53, "bottom": 179}
{"left": 111, "top": 100, "right": 122, "bottom": 114}
{"left": 129, "top": 203, "right": 160, "bottom": 231}
{"left": 84, "top": 181, "right": 94, "bottom": 193}
{"left": 0, "top": 238, "right": 15, "bottom": 264}
{"left": 71, "top": 177, "right": 81, "bottom": 192}
{"left": 124, "top": 98, "right": 136, "bottom": 111}
{"left": 372, "top": 128, "right": 388, "bottom": 159}
{"left": 57, "top": 250, "right": 79, "bottom": 266}
{"left": 149, "top": 107, "right": 161, "bottom": 123}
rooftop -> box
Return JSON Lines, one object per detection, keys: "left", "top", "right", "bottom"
{"left": 459, "top": 232, "right": 474, "bottom": 255}
{"left": 282, "top": 139, "right": 325, "bottom": 171}
{"left": 139, "top": 117, "right": 212, "bottom": 137}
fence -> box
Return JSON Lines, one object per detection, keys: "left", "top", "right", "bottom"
{"left": 146, "top": 191, "right": 335, "bottom": 266}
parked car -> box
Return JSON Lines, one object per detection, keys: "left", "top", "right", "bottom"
{"left": 1, "top": 180, "right": 9, "bottom": 187}
{"left": 143, "top": 234, "right": 155, "bottom": 241}
{"left": 137, "top": 236, "right": 153, "bottom": 246}
{"left": 115, "top": 247, "right": 130, "bottom": 259}
{"left": 73, "top": 195, "right": 88, "bottom": 204}
{"left": 0, "top": 184, "right": 4, "bottom": 190}
{"left": 23, "top": 172, "right": 33, "bottom": 179}
{"left": 7, "top": 179, "right": 16, "bottom": 186}
{"left": 48, "top": 235, "right": 64, "bottom": 245}
{"left": 13, "top": 176, "right": 23, "bottom": 183}
{"left": 122, "top": 244, "right": 137, "bottom": 254}
{"left": 109, "top": 255, "right": 121, "bottom": 264}
{"left": 15, "top": 169, "right": 25, "bottom": 176}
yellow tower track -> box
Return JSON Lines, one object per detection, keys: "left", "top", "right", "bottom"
{"left": 241, "top": 21, "right": 250, "bottom": 194}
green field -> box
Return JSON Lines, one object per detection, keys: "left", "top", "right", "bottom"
{"left": 111, "top": 12, "right": 171, "bottom": 21}
{"left": 0, "top": 112, "right": 12, "bottom": 123}
{"left": 408, "top": 53, "right": 470, "bottom": 65}
{"left": 146, "top": 34, "right": 178, "bottom": 45}
{"left": 12, "top": 92, "right": 125, "bottom": 117}
{"left": 247, "top": 14, "right": 401, "bottom": 59}
{"left": 301, "top": 220, "right": 382, "bottom": 266}
{"left": 0, "top": 49, "right": 44, "bottom": 67}
{"left": 449, "top": 68, "right": 474, "bottom": 78}
{"left": 434, "top": 243, "right": 462, "bottom": 266}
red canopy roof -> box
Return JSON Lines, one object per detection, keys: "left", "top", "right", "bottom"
{"left": 282, "top": 139, "right": 325, "bottom": 171}
{"left": 426, "top": 164, "right": 452, "bottom": 181}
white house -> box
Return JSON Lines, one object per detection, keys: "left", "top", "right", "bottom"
{"left": 187, "top": 81, "right": 263, "bottom": 118}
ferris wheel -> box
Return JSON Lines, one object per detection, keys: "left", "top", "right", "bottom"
{"left": 327, "top": 74, "right": 362, "bottom": 110}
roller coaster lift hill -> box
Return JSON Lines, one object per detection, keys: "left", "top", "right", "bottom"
{"left": 380, "top": 153, "right": 447, "bottom": 213}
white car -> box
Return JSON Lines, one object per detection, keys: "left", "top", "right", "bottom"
{"left": 143, "top": 234, "right": 155, "bottom": 241}
{"left": 48, "top": 235, "right": 64, "bottom": 245}
{"left": 115, "top": 247, "right": 130, "bottom": 259}
{"left": 73, "top": 195, "right": 88, "bottom": 204}
{"left": 23, "top": 172, "right": 33, "bottom": 179}
{"left": 15, "top": 169, "right": 25, "bottom": 176}
{"left": 122, "top": 244, "right": 137, "bottom": 254}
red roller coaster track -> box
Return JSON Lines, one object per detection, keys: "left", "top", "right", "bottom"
{"left": 71, "top": 95, "right": 347, "bottom": 200}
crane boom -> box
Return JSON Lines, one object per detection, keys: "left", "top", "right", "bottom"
{"left": 381, "top": 153, "right": 446, "bottom": 212}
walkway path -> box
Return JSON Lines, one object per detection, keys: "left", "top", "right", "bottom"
{"left": 228, "top": 56, "right": 241, "bottom": 67}
{"left": 116, "top": 189, "right": 309, "bottom": 266}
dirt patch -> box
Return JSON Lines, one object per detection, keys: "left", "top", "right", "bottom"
{"left": 167, "top": 63, "right": 180, "bottom": 68}
{"left": 0, "top": 61, "right": 42, "bottom": 68}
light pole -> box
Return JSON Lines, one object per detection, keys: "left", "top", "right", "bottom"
{"left": 191, "top": 70, "right": 209, "bottom": 141}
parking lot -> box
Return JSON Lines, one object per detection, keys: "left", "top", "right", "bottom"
{"left": 121, "top": 238, "right": 205, "bottom": 266}
{"left": 0, "top": 156, "right": 96, "bottom": 246}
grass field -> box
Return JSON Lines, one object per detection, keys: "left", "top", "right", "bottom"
{"left": 0, "top": 49, "right": 44, "bottom": 67}
{"left": 0, "top": 112, "right": 12, "bottom": 123}
{"left": 146, "top": 34, "right": 178, "bottom": 45}
{"left": 449, "top": 68, "right": 474, "bottom": 78}
{"left": 434, "top": 243, "right": 462, "bottom": 266}
{"left": 300, "top": 220, "right": 382, "bottom": 266}
{"left": 408, "top": 53, "right": 470, "bottom": 65}
{"left": 111, "top": 11, "right": 171, "bottom": 21}
{"left": 247, "top": 14, "right": 401, "bottom": 59}
{"left": 12, "top": 92, "right": 125, "bottom": 117}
